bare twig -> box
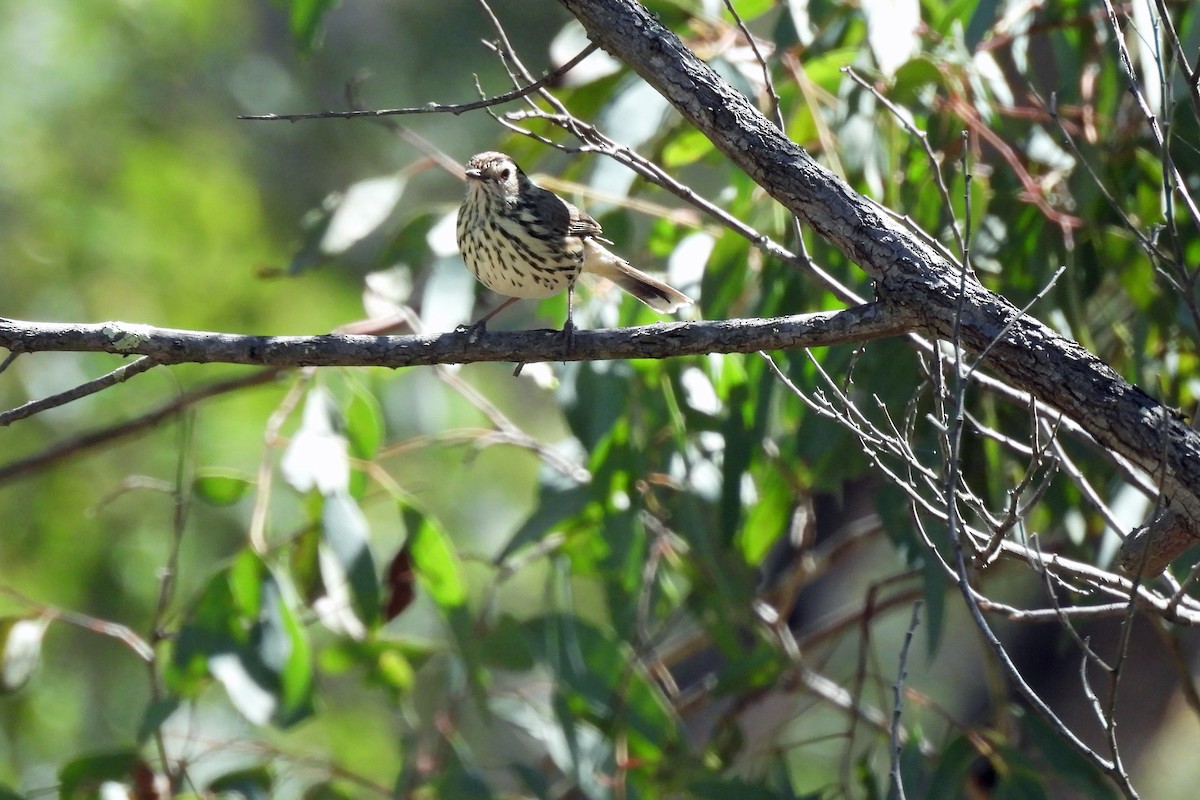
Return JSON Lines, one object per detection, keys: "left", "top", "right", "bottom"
{"left": 842, "top": 67, "right": 966, "bottom": 258}
{"left": 0, "top": 355, "right": 160, "bottom": 427}
{"left": 0, "top": 367, "right": 284, "bottom": 485}
{"left": 889, "top": 601, "right": 923, "bottom": 800}
{"left": 0, "top": 586, "right": 154, "bottom": 661}
{"left": 238, "top": 43, "right": 599, "bottom": 122}
{"left": 249, "top": 372, "right": 312, "bottom": 553}
{"left": 0, "top": 351, "right": 17, "bottom": 375}
{"left": 1102, "top": 0, "right": 1200, "bottom": 235}
{"left": 147, "top": 412, "right": 195, "bottom": 770}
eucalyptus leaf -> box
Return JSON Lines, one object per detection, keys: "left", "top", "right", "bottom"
{"left": 0, "top": 615, "right": 48, "bottom": 694}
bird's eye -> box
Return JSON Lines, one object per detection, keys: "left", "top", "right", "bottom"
{"left": 499, "top": 168, "right": 511, "bottom": 180}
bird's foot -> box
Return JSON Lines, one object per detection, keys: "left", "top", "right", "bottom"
{"left": 560, "top": 319, "right": 576, "bottom": 360}
{"left": 456, "top": 318, "right": 488, "bottom": 344}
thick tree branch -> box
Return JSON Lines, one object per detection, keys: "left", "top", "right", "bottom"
{"left": 0, "top": 307, "right": 907, "bottom": 368}
{"left": 558, "top": 0, "right": 1200, "bottom": 573}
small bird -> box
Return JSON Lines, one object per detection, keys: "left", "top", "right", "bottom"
{"left": 455, "top": 151, "right": 692, "bottom": 344}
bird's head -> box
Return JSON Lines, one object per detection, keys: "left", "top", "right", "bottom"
{"left": 463, "top": 151, "right": 526, "bottom": 203}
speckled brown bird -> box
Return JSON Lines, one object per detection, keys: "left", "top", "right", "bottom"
{"left": 455, "top": 151, "right": 691, "bottom": 341}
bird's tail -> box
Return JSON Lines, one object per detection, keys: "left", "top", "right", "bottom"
{"left": 582, "top": 240, "right": 692, "bottom": 313}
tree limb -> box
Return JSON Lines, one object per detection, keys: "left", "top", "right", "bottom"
{"left": 0, "top": 306, "right": 908, "bottom": 368}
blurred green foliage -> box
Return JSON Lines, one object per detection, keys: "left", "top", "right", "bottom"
{"left": 2, "top": 0, "right": 1199, "bottom": 798}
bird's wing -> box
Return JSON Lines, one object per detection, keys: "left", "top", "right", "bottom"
{"left": 526, "top": 187, "right": 576, "bottom": 232}
{"left": 567, "top": 206, "right": 605, "bottom": 240}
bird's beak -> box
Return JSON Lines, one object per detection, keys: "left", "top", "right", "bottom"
{"left": 464, "top": 168, "right": 483, "bottom": 181}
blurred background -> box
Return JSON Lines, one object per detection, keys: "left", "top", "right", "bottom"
{"left": 3, "top": 1, "right": 1200, "bottom": 798}
{"left": 0, "top": 0, "right": 582, "bottom": 790}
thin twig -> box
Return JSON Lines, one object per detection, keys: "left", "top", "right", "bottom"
{"left": 249, "top": 371, "right": 311, "bottom": 553}
{"left": 0, "top": 367, "right": 284, "bottom": 485}
{"left": 889, "top": 601, "right": 923, "bottom": 800}
{"left": 938, "top": 138, "right": 1132, "bottom": 793}
{"left": 721, "top": 0, "right": 811, "bottom": 265}
{"left": 1102, "top": 0, "right": 1200, "bottom": 236}
{"left": 1151, "top": 0, "right": 1200, "bottom": 120}
{"left": 0, "top": 356, "right": 160, "bottom": 427}
{"left": 238, "top": 43, "right": 599, "bottom": 122}
{"left": 0, "top": 586, "right": 154, "bottom": 661}
{"left": 842, "top": 67, "right": 965, "bottom": 258}
{"left": 496, "top": 107, "right": 862, "bottom": 304}
{"left": 147, "top": 411, "right": 195, "bottom": 772}
{"left": 0, "top": 351, "right": 20, "bottom": 375}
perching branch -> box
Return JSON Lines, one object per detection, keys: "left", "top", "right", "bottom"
{"left": 0, "top": 307, "right": 909, "bottom": 369}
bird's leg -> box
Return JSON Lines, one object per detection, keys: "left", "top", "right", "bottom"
{"left": 560, "top": 283, "right": 576, "bottom": 358}
{"left": 457, "top": 296, "right": 520, "bottom": 342}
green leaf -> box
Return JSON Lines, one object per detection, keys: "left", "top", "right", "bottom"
{"left": 58, "top": 751, "right": 140, "bottom": 800}
{"left": 428, "top": 767, "right": 494, "bottom": 800}
{"left": 594, "top": 78, "right": 672, "bottom": 196}
{"left": 408, "top": 514, "right": 466, "bottom": 608}
{"left": 687, "top": 777, "right": 790, "bottom": 799}
{"left": 922, "top": 557, "right": 946, "bottom": 658}
{"left": 209, "top": 767, "right": 272, "bottom": 800}
{"left": 374, "top": 644, "right": 415, "bottom": 694}
{"left": 193, "top": 470, "right": 253, "bottom": 506}
{"left": 964, "top": 0, "right": 1001, "bottom": 49}
{"left": 479, "top": 614, "right": 535, "bottom": 671}
{"left": 261, "top": 572, "right": 315, "bottom": 727}
{"left": 792, "top": 46, "right": 860, "bottom": 94}
{"left": 496, "top": 477, "right": 591, "bottom": 564}
{"left": 320, "top": 490, "right": 380, "bottom": 631}
{"left": 280, "top": 387, "right": 348, "bottom": 496}
{"left": 995, "top": 771, "right": 1051, "bottom": 800}
{"left": 315, "top": 637, "right": 424, "bottom": 697}
{"left": 302, "top": 781, "right": 356, "bottom": 800}
{"left": 525, "top": 614, "right": 679, "bottom": 760}
{"left": 721, "top": 0, "right": 774, "bottom": 21}
{"left": 719, "top": 375, "right": 754, "bottom": 542}
{"left": 925, "top": 734, "right": 983, "bottom": 800}
{"left": 1022, "top": 712, "right": 1118, "bottom": 798}
{"left": 168, "top": 551, "right": 313, "bottom": 728}
{"left": 661, "top": 127, "right": 716, "bottom": 169}
{"left": 898, "top": 732, "right": 930, "bottom": 798}
{"left": 737, "top": 465, "right": 791, "bottom": 565}
{"left": 274, "top": 0, "right": 340, "bottom": 52}
{"left": 318, "top": 174, "right": 406, "bottom": 256}
{"left": 137, "top": 696, "right": 180, "bottom": 744}
{"left": 559, "top": 360, "right": 637, "bottom": 453}
{"left": 287, "top": 194, "right": 338, "bottom": 275}
{"left": 891, "top": 57, "right": 945, "bottom": 103}
{"left": 713, "top": 635, "right": 783, "bottom": 696}
{"left": 289, "top": 526, "right": 322, "bottom": 606}
{"left": 344, "top": 381, "right": 384, "bottom": 461}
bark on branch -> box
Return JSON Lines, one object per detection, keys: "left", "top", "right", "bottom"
{"left": 0, "top": 306, "right": 906, "bottom": 368}
{"left": 556, "top": 0, "right": 1200, "bottom": 573}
